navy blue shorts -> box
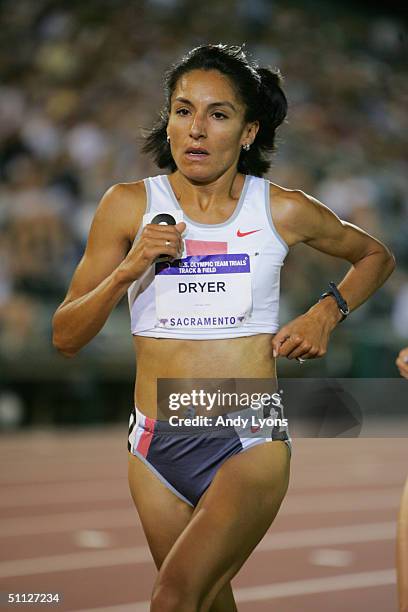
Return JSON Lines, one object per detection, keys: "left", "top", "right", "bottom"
{"left": 128, "top": 405, "right": 291, "bottom": 507}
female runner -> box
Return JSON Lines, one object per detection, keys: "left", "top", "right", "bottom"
{"left": 52, "top": 44, "right": 395, "bottom": 611}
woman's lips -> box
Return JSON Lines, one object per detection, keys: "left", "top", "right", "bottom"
{"left": 184, "top": 149, "right": 210, "bottom": 161}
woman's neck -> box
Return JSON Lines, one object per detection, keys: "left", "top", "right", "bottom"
{"left": 169, "top": 169, "right": 245, "bottom": 213}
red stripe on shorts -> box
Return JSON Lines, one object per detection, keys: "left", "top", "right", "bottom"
{"left": 136, "top": 416, "right": 156, "bottom": 458}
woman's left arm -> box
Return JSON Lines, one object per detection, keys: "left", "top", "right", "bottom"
{"left": 271, "top": 188, "right": 396, "bottom": 360}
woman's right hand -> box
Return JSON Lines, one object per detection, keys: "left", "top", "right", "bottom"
{"left": 118, "top": 221, "right": 186, "bottom": 282}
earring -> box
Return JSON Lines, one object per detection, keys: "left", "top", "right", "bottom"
{"left": 243, "top": 143, "right": 250, "bottom": 151}
{"left": 167, "top": 135, "right": 170, "bottom": 143}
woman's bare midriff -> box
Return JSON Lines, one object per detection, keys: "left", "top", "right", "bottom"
{"left": 132, "top": 333, "right": 277, "bottom": 418}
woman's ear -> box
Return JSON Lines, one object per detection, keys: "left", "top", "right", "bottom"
{"left": 245, "top": 120, "right": 259, "bottom": 144}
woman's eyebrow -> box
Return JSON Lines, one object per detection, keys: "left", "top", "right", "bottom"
{"left": 173, "top": 97, "right": 237, "bottom": 112}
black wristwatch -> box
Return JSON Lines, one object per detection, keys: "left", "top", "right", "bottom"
{"left": 318, "top": 281, "right": 349, "bottom": 322}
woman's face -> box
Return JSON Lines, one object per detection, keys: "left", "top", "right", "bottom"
{"left": 167, "top": 69, "right": 258, "bottom": 182}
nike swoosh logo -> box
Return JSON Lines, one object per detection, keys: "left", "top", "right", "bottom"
{"left": 237, "top": 229, "right": 262, "bottom": 237}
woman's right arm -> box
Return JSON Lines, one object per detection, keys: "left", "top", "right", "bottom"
{"left": 52, "top": 181, "right": 185, "bottom": 357}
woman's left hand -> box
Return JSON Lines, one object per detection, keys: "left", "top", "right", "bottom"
{"left": 396, "top": 348, "right": 408, "bottom": 379}
{"left": 271, "top": 301, "right": 341, "bottom": 360}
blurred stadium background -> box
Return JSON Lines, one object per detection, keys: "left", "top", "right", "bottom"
{"left": 0, "top": 0, "right": 406, "bottom": 424}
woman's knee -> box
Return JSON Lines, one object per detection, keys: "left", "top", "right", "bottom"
{"left": 150, "top": 581, "right": 197, "bottom": 612}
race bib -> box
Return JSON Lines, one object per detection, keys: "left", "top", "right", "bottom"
{"left": 155, "top": 253, "right": 252, "bottom": 329}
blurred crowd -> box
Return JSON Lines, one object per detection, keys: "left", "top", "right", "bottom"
{"left": 0, "top": 0, "right": 407, "bottom": 382}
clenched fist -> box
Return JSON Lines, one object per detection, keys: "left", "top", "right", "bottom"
{"left": 118, "top": 221, "right": 186, "bottom": 282}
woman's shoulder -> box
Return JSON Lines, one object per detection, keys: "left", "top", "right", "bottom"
{"left": 106, "top": 178, "right": 147, "bottom": 205}
{"left": 268, "top": 179, "right": 301, "bottom": 201}
{"left": 266, "top": 180, "right": 321, "bottom": 247}
{"left": 95, "top": 179, "right": 148, "bottom": 244}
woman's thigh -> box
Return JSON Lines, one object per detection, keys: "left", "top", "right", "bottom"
{"left": 128, "top": 451, "right": 194, "bottom": 567}
{"left": 128, "top": 451, "right": 238, "bottom": 611}
{"left": 151, "top": 440, "right": 290, "bottom": 611}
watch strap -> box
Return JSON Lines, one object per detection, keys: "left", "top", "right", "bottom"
{"left": 319, "top": 282, "right": 349, "bottom": 322}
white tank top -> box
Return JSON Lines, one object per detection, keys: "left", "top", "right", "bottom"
{"left": 127, "top": 174, "right": 288, "bottom": 339}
